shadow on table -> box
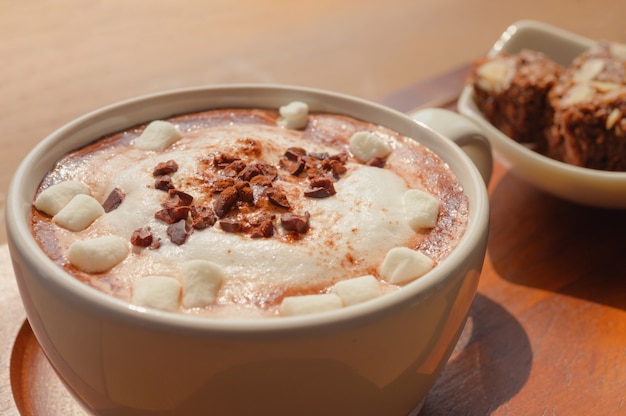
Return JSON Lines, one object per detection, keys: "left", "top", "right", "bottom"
{"left": 487, "top": 171, "right": 626, "bottom": 311}
{"left": 419, "top": 293, "right": 531, "bottom": 415}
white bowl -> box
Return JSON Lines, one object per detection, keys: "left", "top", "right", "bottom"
{"left": 6, "top": 84, "right": 490, "bottom": 415}
{"left": 457, "top": 19, "right": 626, "bottom": 209}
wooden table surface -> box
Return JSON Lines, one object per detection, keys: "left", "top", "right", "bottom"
{"left": 2, "top": 2, "right": 626, "bottom": 415}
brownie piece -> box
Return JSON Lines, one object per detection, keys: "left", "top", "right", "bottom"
{"left": 470, "top": 49, "right": 563, "bottom": 152}
{"left": 548, "top": 41, "right": 626, "bottom": 170}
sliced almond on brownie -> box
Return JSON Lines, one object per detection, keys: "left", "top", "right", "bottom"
{"left": 475, "top": 57, "right": 516, "bottom": 92}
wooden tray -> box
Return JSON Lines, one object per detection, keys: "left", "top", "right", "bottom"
{"left": 2, "top": 65, "right": 626, "bottom": 415}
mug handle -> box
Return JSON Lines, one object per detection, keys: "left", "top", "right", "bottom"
{"left": 410, "top": 108, "right": 493, "bottom": 185}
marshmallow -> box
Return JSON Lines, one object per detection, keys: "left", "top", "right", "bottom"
{"left": 403, "top": 189, "right": 439, "bottom": 230}
{"left": 53, "top": 194, "right": 105, "bottom": 231}
{"left": 279, "top": 293, "right": 343, "bottom": 316}
{"left": 278, "top": 101, "right": 309, "bottom": 129}
{"left": 379, "top": 247, "right": 434, "bottom": 285}
{"left": 332, "top": 275, "right": 382, "bottom": 306}
{"left": 68, "top": 235, "right": 129, "bottom": 273}
{"left": 34, "top": 180, "right": 90, "bottom": 216}
{"left": 181, "top": 259, "right": 224, "bottom": 308}
{"left": 132, "top": 275, "right": 181, "bottom": 312}
{"left": 349, "top": 131, "right": 391, "bottom": 162}
{"left": 134, "top": 120, "right": 183, "bottom": 151}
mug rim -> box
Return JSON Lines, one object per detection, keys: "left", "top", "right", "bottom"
{"left": 6, "top": 83, "right": 489, "bottom": 335}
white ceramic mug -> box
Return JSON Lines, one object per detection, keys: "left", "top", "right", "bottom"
{"left": 6, "top": 85, "right": 491, "bottom": 416}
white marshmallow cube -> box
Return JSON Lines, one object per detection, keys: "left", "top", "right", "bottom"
{"left": 380, "top": 247, "right": 434, "bottom": 285}
{"left": 279, "top": 293, "right": 343, "bottom": 317}
{"left": 134, "top": 120, "right": 182, "bottom": 151}
{"left": 349, "top": 131, "right": 391, "bottom": 163}
{"left": 403, "top": 189, "right": 439, "bottom": 230}
{"left": 53, "top": 194, "right": 105, "bottom": 231}
{"left": 181, "top": 259, "right": 224, "bottom": 308}
{"left": 132, "top": 275, "right": 181, "bottom": 312}
{"left": 67, "top": 235, "right": 129, "bottom": 273}
{"left": 278, "top": 101, "right": 309, "bottom": 129}
{"left": 34, "top": 180, "right": 90, "bottom": 216}
{"left": 332, "top": 275, "right": 382, "bottom": 306}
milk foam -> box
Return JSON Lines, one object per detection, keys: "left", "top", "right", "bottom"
{"left": 35, "top": 111, "right": 467, "bottom": 317}
{"left": 99, "top": 132, "right": 413, "bottom": 296}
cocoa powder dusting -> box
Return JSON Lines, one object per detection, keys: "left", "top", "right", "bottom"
{"left": 142, "top": 144, "right": 349, "bottom": 244}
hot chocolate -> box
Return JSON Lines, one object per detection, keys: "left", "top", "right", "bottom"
{"left": 30, "top": 102, "right": 468, "bottom": 318}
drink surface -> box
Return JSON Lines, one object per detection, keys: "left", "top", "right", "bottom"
{"left": 31, "top": 107, "right": 468, "bottom": 318}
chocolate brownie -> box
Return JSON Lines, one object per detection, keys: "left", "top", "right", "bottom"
{"left": 469, "top": 49, "right": 563, "bottom": 152}
{"left": 471, "top": 41, "right": 626, "bottom": 171}
{"left": 547, "top": 41, "right": 626, "bottom": 170}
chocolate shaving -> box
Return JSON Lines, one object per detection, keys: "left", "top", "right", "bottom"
{"left": 250, "top": 175, "right": 273, "bottom": 187}
{"left": 223, "top": 160, "right": 246, "bottom": 177}
{"left": 329, "top": 151, "right": 349, "bottom": 164}
{"left": 214, "top": 186, "right": 238, "bottom": 218}
{"left": 304, "top": 176, "right": 336, "bottom": 198}
{"left": 235, "top": 181, "right": 255, "bottom": 203}
{"left": 153, "top": 160, "right": 179, "bottom": 176}
{"left": 284, "top": 147, "right": 307, "bottom": 161}
{"left": 304, "top": 187, "right": 333, "bottom": 198}
{"left": 266, "top": 189, "right": 291, "bottom": 209}
{"left": 281, "top": 212, "right": 310, "bottom": 233}
{"left": 280, "top": 157, "right": 305, "bottom": 176}
{"left": 305, "top": 166, "right": 323, "bottom": 179}
{"left": 161, "top": 189, "right": 194, "bottom": 208}
{"left": 102, "top": 187, "right": 125, "bottom": 213}
{"left": 212, "top": 177, "right": 236, "bottom": 192}
{"left": 219, "top": 219, "right": 242, "bottom": 233}
{"left": 237, "top": 163, "right": 262, "bottom": 182}
{"left": 167, "top": 219, "right": 191, "bottom": 245}
{"left": 256, "top": 162, "right": 278, "bottom": 180}
{"left": 155, "top": 175, "right": 175, "bottom": 191}
{"left": 191, "top": 205, "right": 217, "bottom": 229}
{"left": 309, "top": 152, "right": 329, "bottom": 160}
{"left": 155, "top": 206, "right": 191, "bottom": 224}
{"left": 172, "top": 206, "right": 191, "bottom": 221}
{"left": 250, "top": 217, "right": 274, "bottom": 238}
{"left": 130, "top": 227, "right": 153, "bottom": 247}
{"left": 213, "top": 152, "right": 240, "bottom": 168}
{"left": 329, "top": 159, "right": 348, "bottom": 175}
